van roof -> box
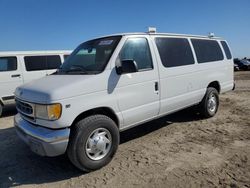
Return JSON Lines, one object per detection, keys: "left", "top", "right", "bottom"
{"left": 100, "top": 32, "right": 223, "bottom": 40}
{"left": 0, "top": 50, "right": 72, "bottom": 56}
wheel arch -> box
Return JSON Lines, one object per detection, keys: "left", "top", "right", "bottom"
{"left": 71, "top": 107, "right": 120, "bottom": 129}
{"left": 207, "top": 81, "right": 221, "bottom": 94}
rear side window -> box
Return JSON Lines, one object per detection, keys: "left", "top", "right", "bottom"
{"left": 220, "top": 41, "right": 232, "bottom": 59}
{"left": 191, "top": 39, "right": 224, "bottom": 63}
{"left": 119, "top": 38, "right": 153, "bottom": 71}
{"left": 46, "top": 56, "right": 61, "bottom": 69}
{"left": 0, "top": 57, "right": 17, "bottom": 71}
{"left": 155, "top": 37, "right": 194, "bottom": 67}
{"left": 24, "top": 55, "right": 61, "bottom": 71}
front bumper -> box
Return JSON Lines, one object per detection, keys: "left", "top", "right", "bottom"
{"left": 14, "top": 114, "right": 70, "bottom": 157}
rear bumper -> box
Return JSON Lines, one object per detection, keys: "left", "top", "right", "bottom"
{"left": 14, "top": 114, "right": 70, "bottom": 157}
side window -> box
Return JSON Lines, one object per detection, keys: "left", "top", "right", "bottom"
{"left": 46, "top": 55, "right": 62, "bottom": 69}
{"left": 24, "top": 55, "right": 61, "bottom": 71}
{"left": 191, "top": 39, "right": 224, "bottom": 63}
{"left": 0, "top": 57, "right": 17, "bottom": 72}
{"left": 220, "top": 41, "right": 232, "bottom": 59}
{"left": 24, "top": 56, "right": 47, "bottom": 71}
{"left": 155, "top": 37, "right": 194, "bottom": 67}
{"left": 119, "top": 38, "right": 153, "bottom": 71}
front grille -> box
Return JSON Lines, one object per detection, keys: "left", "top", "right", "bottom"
{"left": 16, "top": 99, "right": 34, "bottom": 116}
{"left": 22, "top": 113, "right": 35, "bottom": 122}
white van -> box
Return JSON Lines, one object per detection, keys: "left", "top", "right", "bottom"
{"left": 0, "top": 50, "right": 71, "bottom": 116}
{"left": 14, "top": 30, "right": 234, "bottom": 172}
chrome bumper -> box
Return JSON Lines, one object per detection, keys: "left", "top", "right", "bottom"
{"left": 14, "top": 114, "right": 70, "bottom": 157}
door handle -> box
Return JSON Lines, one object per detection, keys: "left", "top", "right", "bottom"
{"left": 155, "top": 82, "right": 159, "bottom": 91}
{"left": 11, "top": 74, "right": 21, "bottom": 78}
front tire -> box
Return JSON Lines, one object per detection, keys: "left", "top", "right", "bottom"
{"left": 199, "top": 87, "right": 219, "bottom": 118}
{"left": 67, "top": 115, "right": 119, "bottom": 172}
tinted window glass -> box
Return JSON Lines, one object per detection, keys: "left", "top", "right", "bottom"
{"left": 191, "top": 39, "right": 224, "bottom": 63}
{"left": 220, "top": 41, "right": 232, "bottom": 59}
{"left": 60, "top": 36, "right": 121, "bottom": 74}
{"left": 0, "top": 57, "right": 17, "bottom": 71}
{"left": 24, "top": 55, "right": 61, "bottom": 71}
{"left": 155, "top": 38, "right": 194, "bottom": 67}
{"left": 24, "top": 56, "right": 46, "bottom": 71}
{"left": 46, "top": 56, "right": 61, "bottom": 69}
{"left": 64, "top": 55, "right": 70, "bottom": 60}
{"left": 119, "top": 38, "right": 153, "bottom": 70}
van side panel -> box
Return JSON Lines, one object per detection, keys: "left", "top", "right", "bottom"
{"left": 0, "top": 55, "right": 23, "bottom": 105}
{"left": 152, "top": 36, "right": 204, "bottom": 115}
{"left": 152, "top": 36, "right": 233, "bottom": 116}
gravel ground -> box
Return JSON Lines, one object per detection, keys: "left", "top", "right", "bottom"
{"left": 0, "top": 71, "right": 249, "bottom": 188}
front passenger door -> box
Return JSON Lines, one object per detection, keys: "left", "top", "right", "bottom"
{"left": 115, "top": 37, "right": 160, "bottom": 128}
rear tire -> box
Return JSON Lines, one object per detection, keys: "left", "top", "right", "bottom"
{"left": 199, "top": 87, "right": 219, "bottom": 118}
{"left": 67, "top": 114, "right": 119, "bottom": 172}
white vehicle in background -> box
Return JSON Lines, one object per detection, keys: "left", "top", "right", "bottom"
{"left": 0, "top": 50, "right": 71, "bottom": 116}
{"left": 14, "top": 29, "right": 234, "bottom": 172}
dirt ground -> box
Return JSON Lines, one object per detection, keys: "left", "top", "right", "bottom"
{"left": 0, "top": 71, "right": 249, "bottom": 188}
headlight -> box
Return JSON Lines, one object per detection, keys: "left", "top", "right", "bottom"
{"left": 35, "top": 103, "right": 62, "bottom": 120}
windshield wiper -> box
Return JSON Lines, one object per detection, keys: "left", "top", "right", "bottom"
{"left": 56, "top": 65, "right": 100, "bottom": 75}
{"left": 60, "top": 65, "right": 89, "bottom": 74}
{"left": 65, "top": 69, "right": 87, "bottom": 73}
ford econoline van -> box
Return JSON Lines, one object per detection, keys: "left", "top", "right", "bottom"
{"left": 14, "top": 30, "right": 234, "bottom": 171}
{"left": 0, "top": 51, "right": 71, "bottom": 116}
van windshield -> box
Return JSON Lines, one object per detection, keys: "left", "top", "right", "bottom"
{"left": 58, "top": 36, "right": 121, "bottom": 74}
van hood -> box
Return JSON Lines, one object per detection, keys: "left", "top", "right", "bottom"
{"left": 15, "top": 74, "right": 108, "bottom": 103}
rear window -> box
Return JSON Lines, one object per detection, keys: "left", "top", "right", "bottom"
{"left": 220, "top": 41, "right": 232, "bottom": 59}
{"left": 24, "top": 55, "right": 61, "bottom": 71}
{"left": 191, "top": 39, "right": 224, "bottom": 63}
{"left": 0, "top": 57, "right": 17, "bottom": 71}
{"left": 155, "top": 37, "right": 194, "bottom": 67}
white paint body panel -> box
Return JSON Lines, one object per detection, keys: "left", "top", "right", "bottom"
{"left": 14, "top": 33, "right": 234, "bottom": 131}
{"left": 0, "top": 51, "right": 71, "bottom": 105}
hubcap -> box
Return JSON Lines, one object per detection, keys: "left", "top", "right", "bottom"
{"left": 85, "top": 128, "right": 112, "bottom": 161}
{"left": 208, "top": 93, "right": 217, "bottom": 114}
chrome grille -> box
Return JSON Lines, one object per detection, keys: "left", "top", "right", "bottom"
{"left": 16, "top": 99, "right": 34, "bottom": 116}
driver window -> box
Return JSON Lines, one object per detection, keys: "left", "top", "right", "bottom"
{"left": 119, "top": 38, "right": 153, "bottom": 71}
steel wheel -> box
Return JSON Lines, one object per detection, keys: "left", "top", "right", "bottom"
{"left": 85, "top": 128, "right": 112, "bottom": 161}
{"left": 207, "top": 93, "right": 217, "bottom": 114}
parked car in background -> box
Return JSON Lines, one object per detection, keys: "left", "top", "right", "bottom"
{"left": 0, "top": 50, "right": 71, "bottom": 117}
{"left": 234, "top": 63, "right": 240, "bottom": 71}
{"left": 234, "top": 58, "right": 250, "bottom": 70}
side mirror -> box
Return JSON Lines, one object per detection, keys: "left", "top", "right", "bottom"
{"left": 116, "top": 59, "right": 138, "bottom": 75}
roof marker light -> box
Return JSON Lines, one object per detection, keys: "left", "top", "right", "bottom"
{"left": 148, "top": 27, "right": 157, "bottom": 33}
{"left": 208, "top": 32, "right": 215, "bottom": 38}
